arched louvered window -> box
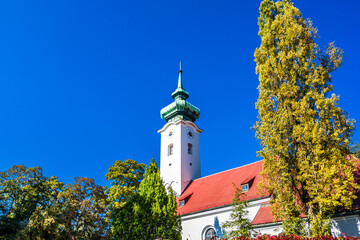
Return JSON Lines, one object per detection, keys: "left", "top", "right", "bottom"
{"left": 204, "top": 228, "right": 216, "bottom": 240}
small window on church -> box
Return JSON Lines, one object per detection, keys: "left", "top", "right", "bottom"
{"left": 179, "top": 200, "right": 185, "bottom": 207}
{"left": 168, "top": 144, "right": 173, "bottom": 156}
{"left": 188, "top": 143, "right": 193, "bottom": 155}
{"left": 241, "top": 183, "right": 249, "bottom": 192}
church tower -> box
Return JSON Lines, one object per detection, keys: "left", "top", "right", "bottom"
{"left": 158, "top": 64, "right": 202, "bottom": 196}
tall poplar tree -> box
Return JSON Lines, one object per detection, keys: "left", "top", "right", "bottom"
{"left": 254, "top": 0, "right": 357, "bottom": 235}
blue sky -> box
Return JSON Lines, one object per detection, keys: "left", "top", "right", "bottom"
{"left": 0, "top": 0, "right": 359, "bottom": 187}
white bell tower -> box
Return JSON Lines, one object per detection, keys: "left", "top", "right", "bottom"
{"left": 158, "top": 64, "right": 202, "bottom": 196}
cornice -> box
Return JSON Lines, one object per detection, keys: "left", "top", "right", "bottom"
{"left": 157, "top": 120, "right": 203, "bottom": 133}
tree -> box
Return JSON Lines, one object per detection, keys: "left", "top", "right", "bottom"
{"left": 105, "top": 159, "right": 145, "bottom": 209}
{"left": 22, "top": 177, "right": 109, "bottom": 240}
{"left": 19, "top": 177, "right": 64, "bottom": 240}
{"left": 56, "top": 177, "right": 109, "bottom": 239}
{"left": 111, "top": 158, "right": 181, "bottom": 240}
{"left": 254, "top": 0, "right": 357, "bottom": 236}
{"left": 0, "top": 165, "right": 109, "bottom": 239}
{"left": 0, "top": 165, "right": 63, "bottom": 239}
{"left": 221, "top": 184, "right": 252, "bottom": 238}
{"left": 21, "top": 202, "right": 63, "bottom": 240}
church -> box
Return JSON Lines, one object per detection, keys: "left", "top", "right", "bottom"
{"left": 157, "top": 67, "right": 360, "bottom": 240}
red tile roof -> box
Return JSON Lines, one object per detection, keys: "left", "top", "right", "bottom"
{"left": 176, "top": 156, "right": 360, "bottom": 224}
{"left": 177, "top": 160, "right": 267, "bottom": 215}
{"left": 251, "top": 204, "right": 275, "bottom": 225}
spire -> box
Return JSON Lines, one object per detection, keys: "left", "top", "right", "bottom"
{"left": 160, "top": 64, "right": 200, "bottom": 123}
{"left": 172, "top": 62, "right": 189, "bottom": 100}
{"left": 177, "top": 61, "right": 183, "bottom": 89}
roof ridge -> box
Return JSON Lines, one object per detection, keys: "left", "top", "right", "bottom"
{"left": 194, "top": 159, "right": 263, "bottom": 182}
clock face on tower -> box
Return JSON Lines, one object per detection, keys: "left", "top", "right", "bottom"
{"left": 186, "top": 129, "right": 194, "bottom": 139}
{"left": 168, "top": 129, "right": 175, "bottom": 139}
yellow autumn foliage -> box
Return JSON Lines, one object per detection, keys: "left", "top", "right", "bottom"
{"left": 254, "top": 0, "right": 357, "bottom": 236}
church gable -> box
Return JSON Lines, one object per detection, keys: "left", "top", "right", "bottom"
{"left": 177, "top": 160, "right": 266, "bottom": 215}
{"left": 251, "top": 204, "right": 275, "bottom": 225}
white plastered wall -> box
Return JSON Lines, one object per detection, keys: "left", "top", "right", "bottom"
{"left": 331, "top": 215, "right": 360, "bottom": 237}
{"left": 158, "top": 120, "right": 202, "bottom": 196}
{"left": 180, "top": 203, "right": 360, "bottom": 240}
{"left": 180, "top": 197, "right": 282, "bottom": 240}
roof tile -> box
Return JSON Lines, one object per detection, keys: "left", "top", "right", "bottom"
{"left": 177, "top": 160, "right": 266, "bottom": 215}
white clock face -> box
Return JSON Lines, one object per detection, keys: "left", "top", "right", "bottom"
{"left": 168, "top": 129, "right": 175, "bottom": 139}
{"left": 186, "top": 129, "right": 194, "bottom": 139}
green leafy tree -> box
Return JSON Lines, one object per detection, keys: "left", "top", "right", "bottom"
{"left": 22, "top": 177, "right": 109, "bottom": 240}
{"left": 21, "top": 203, "right": 63, "bottom": 240}
{"left": 112, "top": 158, "right": 181, "bottom": 240}
{"left": 254, "top": 0, "right": 357, "bottom": 236}
{"left": 221, "top": 184, "right": 252, "bottom": 238}
{"left": 19, "top": 177, "right": 64, "bottom": 240}
{"left": 0, "top": 165, "right": 63, "bottom": 239}
{"left": 105, "top": 159, "right": 145, "bottom": 209}
{"left": 57, "top": 177, "right": 109, "bottom": 239}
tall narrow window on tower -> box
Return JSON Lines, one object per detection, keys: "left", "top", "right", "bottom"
{"left": 188, "top": 143, "right": 193, "bottom": 155}
{"left": 168, "top": 144, "right": 174, "bottom": 156}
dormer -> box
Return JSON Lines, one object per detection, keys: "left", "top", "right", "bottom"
{"left": 240, "top": 176, "right": 255, "bottom": 192}
{"left": 178, "top": 193, "right": 193, "bottom": 207}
